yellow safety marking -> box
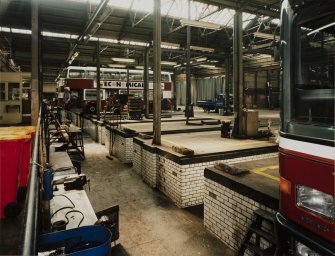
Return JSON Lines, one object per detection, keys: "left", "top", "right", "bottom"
{"left": 251, "top": 165, "right": 280, "bottom": 182}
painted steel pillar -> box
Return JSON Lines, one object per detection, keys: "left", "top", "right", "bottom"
{"left": 152, "top": 0, "right": 161, "bottom": 145}
{"left": 143, "top": 47, "right": 150, "bottom": 118}
{"left": 96, "top": 41, "right": 101, "bottom": 120}
{"left": 185, "top": 0, "right": 192, "bottom": 123}
{"left": 224, "top": 55, "right": 231, "bottom": 115}
{"left": 173, "top": 68, "right": 177, "bottom": 111}
{"left": 126, "top": 66, "right": 130, "bottom": 96}
{"left": 31, "top": 0, "right": 40, "bottom": 125}
{"left": 232, "top": 10, "right": 244, "bottom": 135}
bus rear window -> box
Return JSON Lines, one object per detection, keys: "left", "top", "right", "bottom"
{"left": 86, "top": 71, "right": 97, "bottom": 79}
{"left": 103, "top": 71, "right": 120, "bottom": 80}
{"left": 69, "top": 70, "right": 85, "bottom": 78}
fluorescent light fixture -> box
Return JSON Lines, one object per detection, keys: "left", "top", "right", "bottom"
{"left": 253, "top": 32, "right": 278, "bottom": 40}
{"left": 174, "top": 64, "right": 182, "bottom": 68}
{"left": 108, "top": 64, "right": 126, "bottom": 68}
{"left": 161, "top": 61, "right": 177, "bottom": 66}
{"left": 180, "top": 19, "right": 221, "bottom": 30}
{"left": 11, "top": 28, "right": 31, "bottom": 34}
{"left": 307, "top": 22, "right": 335, "bottom": 36}
{"left": 208, "top": 60, "right": 219, "bottom": 63}
{"left": 161, "top": 41, "right": 180, "bottom": 49}
{"left": 190, "top": 45, "right": 215, "bottom": 53}
{"left": 68, "top": 51, "right": 80, "bottom": 64}
{"left": 111, "top": 57, "right": 135, "bottom": 63}
{"left": 199, "top": 64, "right": 216, "bottom": 69}
{"left": 135, "top": 66, "right": 144, "bottom": 69}
{"left": 195, "top": 57, "right": 207, "bottom": 62}
{"left": 0, "top": 27, "right": 11, "bottom": 32}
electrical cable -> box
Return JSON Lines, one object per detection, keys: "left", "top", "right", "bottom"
{"left": 65, "top": 210, "right": 84, "bottom": 227}
{"left": 51, "top": 194, "right": 85, "bottom": 228}
{"left": 54, "top": 166, "right": 77, "bottom": 173}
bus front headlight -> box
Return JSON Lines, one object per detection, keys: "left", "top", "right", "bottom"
{"left": 296, "top": 242, "right": 321, "bottom": 256}
{"left": 296, "top": 185, "right": 334, "bottom": 220}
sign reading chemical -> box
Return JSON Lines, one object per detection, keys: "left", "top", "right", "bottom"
{"left": 100, "top": 81, "right": 164, "bottom": 89}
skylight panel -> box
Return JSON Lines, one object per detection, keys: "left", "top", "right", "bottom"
{"left": 58, "top": 0, "right": 264, "bottom": 30}
{"left": 242, "top": 13, "right": 256, "bottom": 29}
{"left": 270, "top": 18, "right": 280, "bottom": 26}
{"left": 112, "top": 0, "right": 133, "bottom": 10}
{"left": 202, "top": 9, "right": 235, "bottom": 27}
{"left": 132, "top": 0, "right": 153, "bottom": 13}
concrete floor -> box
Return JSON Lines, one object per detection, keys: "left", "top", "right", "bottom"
{"left": 82, "top": 136, "right": 235, "bottom": 256}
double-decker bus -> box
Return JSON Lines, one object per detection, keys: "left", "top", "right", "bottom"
{"left": 58, "top": 66, "right": 174, "bottom": 113}
{"left": 276, "top": 0, "right": 335, "bottom": 255}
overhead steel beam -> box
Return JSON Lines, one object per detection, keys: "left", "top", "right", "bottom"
{"left": 118, "top": 0, "right": 134, "bottom": 41}
{"left": 64, "top": 0, "right": 112, "bottom": 65}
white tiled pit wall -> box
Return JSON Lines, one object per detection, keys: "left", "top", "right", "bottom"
{"left": 112, "top": 133, "right": 133, "bottom": 163}
{"left": 105, "top": 128, "right": 111, "bottom": 154}
{"left": 133, "top": 142, "right": 157, "bottom": 187}
{"left": 134, "top": 143, "right": 278, "bottom": 208}
{"left": 105, "top": 128, "right": 134, "bottom": 163}
{"left": 97, "top": 124, "right": 105, "bottom": 145}
{"left": 157, "top": 155, "right": 210, "bottom": 208}
{"left": 204, "top": 178, "right": 276, "bottom": 255}
{"left": 82, "top": 118, "right": 97, "bottom": 141}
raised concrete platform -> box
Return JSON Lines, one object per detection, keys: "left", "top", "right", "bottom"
{"left": 204, "top": 156, "right": 279, "bottom": 253}
{"left": 133, "top": 132, "right": 278, "bottom": 208}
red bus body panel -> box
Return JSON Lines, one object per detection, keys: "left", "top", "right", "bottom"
{"left": 279, "top": 148, "right": 335, "bottom": 243}
{"left": 66, "top": 79, "right": 94, "bottom": 89}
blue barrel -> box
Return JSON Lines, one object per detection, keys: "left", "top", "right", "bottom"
{"left": 38, "top": 226, "right": 112, "bottom": 255}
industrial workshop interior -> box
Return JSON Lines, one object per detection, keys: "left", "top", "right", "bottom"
{"left": 0, "top": 0, "right": 334, "bottom": 255}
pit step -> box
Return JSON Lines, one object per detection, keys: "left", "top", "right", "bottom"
{"left": 237, "top": 209, "right": 278, "bottom": 256}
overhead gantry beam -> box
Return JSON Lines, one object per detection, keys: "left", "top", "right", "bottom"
{"left": 63, "top": 0, "right": 113, "bottom": 68}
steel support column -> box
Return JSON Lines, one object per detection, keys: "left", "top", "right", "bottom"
{"left": 224, "top": 55, "right": 231, "bottom": 115}
{"left": 96, "top": 41, "right": 101, "bottom": 120}
{"left": 152, "top": 0, "right": 161, "bottom": 145}
{"left": 126, "top": 66, "right": 130, "bottom": 96}
{"left": 254, "top": 71, "right": 258, "bottom": 107}
{"left": 31, "top": 0, "right": 39, "bottom": 125}
{"left": 173, "top": 68, "right": 177, "bottom": 111}
{"left": 143, "top": 47, "right": 150, "bottom": 118}
{"left": 232, "top": 10, "right": 244, "bottom": 135}
{"left": 185, "top": 0, "right": 192, "bottom": 124}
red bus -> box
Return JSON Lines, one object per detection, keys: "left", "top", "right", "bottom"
{"left": 276, "top": 0, "right": 335, "bottom": 255}
{"left": 58, "top": 66, "right": 174, "bottom": 113}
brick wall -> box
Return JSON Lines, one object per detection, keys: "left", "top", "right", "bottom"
{"left": 204, "top": 177, "right": 277, "bottom": 255}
